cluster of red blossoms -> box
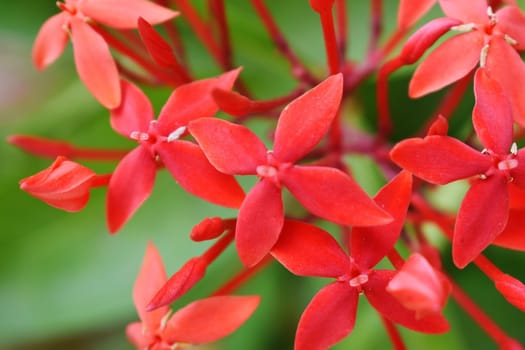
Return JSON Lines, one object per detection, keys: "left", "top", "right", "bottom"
{"left": 10, "top": 0, "right": 525, "bottom": 349}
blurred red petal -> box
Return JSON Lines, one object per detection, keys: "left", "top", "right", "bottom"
{"left": 110, "top": 80, "right": 154, "bottom": 137}
{"left": 137, "top": 17, "right": 180, "bottom": 68}
{"left": 157, "top": 140, "right": 245, "bottom": 208}
{"left": 274, "top": 74, "right": 343, "bottom": 163}
{"left": 164, "top": 295, "right": 260, "bottom": 344}
{"left": 133, "top": 242, "right": 169, "bottom": 332}
{"left": 473, "top": 68, "right": 513, "bottom": 154}
{"left": 309, "top": 0, "right": 335, "bottom": 13}
{"left": 126, "top": 322, "right": 150, "bottom": 349}
{"left": 271, "top": 220, "right": 349, "bottom": 278}
{"left": 157, "top": 68, "right": 241, "bottom": 134}
{"left": 492, "top": 208, "right": 525, "bottom": 251}
{"left": 365, "top": 270, "right": 450, "bottom": 333}
{"left": 8, "top": 135, "right": 75, "bottom": 158}
{"left": 295, "top": 282, "right": 358, "bottom": 350}
{"left": 106, "top": 147, "right": 156, "bottom": 233}
{"left": 494, "top": 274, "right": 525, "bottom": 312}
{"left": 398, "top": 0, "right": 437, "bottom": 29}
{"left": 281, "top": 165, "right": 392, "bottom": 226}
{"left": 32, "top": 12, "right": 69, "bottom": 70}
{"left": 236, "top": 179, "right": 284, "bottom": 267}
{"left": 189, "top": 118, "right": 267, "bottom": 175}
{"left": 390, "top": 136, "right": 490, "bottom": 184}
{"left": 352, "top": 171, "right": 413, "bottom": 271}
{"left": 79, "top": 0, "right": 178, "bottom": 29}
{"left": 453, "top": 175, "right": 509, "bottom": 268}
{"left": 438, "top": 0, "right": 487, "bottom": 23}
{"left": 70, "top": 18, "right": 121, "bottom": 108}
{"left": 409, "top": 32, "right": 482, "bottom": 98}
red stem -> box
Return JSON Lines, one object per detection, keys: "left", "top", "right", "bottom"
{"left": 380, "top": 315, "right": 407, "bottom": 350}
{"left": 211, "top": 256, "right": 273, "bottom": 296}
{"left": 318, "top": 8, "right": 341, "bottom": 75}
{"left": 376, "top": 57, "right": 404, "bottom": 138}
{"left": 91, "top": 174, "right": 111, "bottom": 187}
{"left": 209, "top": 0, "right": 233, "bottom": 69}
{"left": 368, "top": 0, "right": 383, "bottom": 55}
{"left": 335, "top": 0, "right": 348, "bottom": 60}
{"left": 201, "top": 229, "right": 235, "bottom": 265}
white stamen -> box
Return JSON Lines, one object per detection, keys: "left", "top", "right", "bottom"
{"left": 167, "top": 126, "right": 187, "bottom": 142}
{"left": 505, "top": 34, "right": 518, "bottom": 46}
{"left": 130, "top": 131, "right": 149, "bottom": 141}
{"left": 480, "top": 174, "right": 488, "bottom": 180}
{"left": 498, "top": 159, "right": 519, "bottom": 170}
{"left": 349, "top": 274, "right": 369, "bottom": 287}
{"left": 451, "top": 23, "right": 476, "bottom": 32}
{"left": 511, "top": 142, "right": 518, "bottom": 156}
{"left": 480, "top": 44, "right": 490, "bottom": 67}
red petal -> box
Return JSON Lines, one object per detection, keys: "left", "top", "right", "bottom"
{"left": 271, "top": 220, "right": 349, "bottom": 278}
{"left": 189, "top": 118, "right": 267, "bottom": 175}
{"left": 494, "top": 274, "right": 525, "bottom": 312}
{"left": 438, "top": 0, "right": 487, "bottom": 23}
{"left": 400, "top": 17, "right": 462, "bottom": 64}
{"left": 164, "top": 295, "right": 260, "bottom": 344}
{"left": 137, "top": 17, "right": 180, "bottom": 68}
{"left": 212, "top": 88, "right": 254, "bottom": 117}
{"left": 106, "top": 147, "right": 156, "bottom": 233}
{"left": 19, "top": 156, "right": 95, "bottom": 212}
{"left": 79, "top": 0, "right": 178, "bottom": 29}
{"left": 157, "top": 68, "right": 241, "bottom": 134}
{"left": 126, "top": 322, "right": 150, "bottom": 349}
{"left": 472, "top": 68, "right": 513, "bottom": 154}
{"left": 273, "top": 74, "right": 343, "bottom": 163}
{"left": 365, "top": 270, "right": 450, "bottom": 333}
{"left": 351, "top": 171, "right": 413, "bottom": 271}
{"left": 190, "top": 217, "right": 226, "bottom": 241}
{"left": 427, "top": 115, "right": 449, "bottom": 136}
{"left": 110, "top": 80, "right": 154, "bottom": 137}
{"left": 453, "top": 175, "right": 509, "bottom": 268}
{"left": 511, "top": 150, "right": 525, "bottom": 189}
{"left": 390, "top": 135, "right": 490, "bottom": 184}
{"left": 32, "top": 12, "right": 69, "bottom": 70}
{"left": 236, "top": 179, "right": 284, "bottom": 267}
{"left": 409, "top": 32, "right": 483, "bottom": 98}
{"left": 133, "top": 242, "right": 169, "bottom": 332}
{"left": 485, "top": 36, "right": 525, "bottom": 128}
{"left": 496, "top": 6, "right": 525, "bottom": 50}
{"left": 70, "top": 18, "right": 121, "bottom": 108}
{"left": 281, "top": 165, "right": 392, "bottom": 226}
{"left": 147, "top": 257, "right": 207, "bottom": 310}
{"left": 493, "top": 209, "right": 525, "bottom": 251}
{"left": 398, "top": 0, "right": 437, "bottom": 29}
{"left": 295, "top": 282, "right": 358, "bottom": 350}
{"left": 156, "top": 140, "right": 245, "bottom": 208}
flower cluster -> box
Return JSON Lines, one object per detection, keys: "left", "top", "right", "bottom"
{"left": 9, "top": 0, "right": 525, "bottom": 349}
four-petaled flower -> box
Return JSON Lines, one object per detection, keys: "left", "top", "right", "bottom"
{"left": 32, "top": 0, "right": 178, "bottom": 108}
{"left": 127, "top": 241, "right": 260, "bottom": 350}
{"left": 391, "top": 69, "right": 525, "bottom": 268}
{"left": 107, "top": 69, "right": 245, "bottom": 233}
{"left": 189, "top": 74, "right": 392, "bottom": 267}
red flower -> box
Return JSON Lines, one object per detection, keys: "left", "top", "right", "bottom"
{"left": 107, "top": 69, "right": 245, "bottom": 233}
{"left": 19, "top": 156, "right": 96, "bottom": 212}
{"left": 271, "top": 171, "right": 449, "bottom": 350}
{"left": 409, "top": 0, "right": 525, "bottom": 125}
{"left": 391, "top": 69, "right": 525, "bottom": 267}
{"left": 32, "top": 0, "right": 178, "bottom": 108}
{"left": 127, "top": 242, "right": 260, "bottom": 350}
{"left": 189, "top": 74, "right": 391, "bottom": 267}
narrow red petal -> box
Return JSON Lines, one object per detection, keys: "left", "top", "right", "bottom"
{"left": 472, "top": 68, "right": 513, "bottom": 154}
{"left": 485, "top": 36, "right": 525, "bottom": 128}
{"left": 157, "top": 68, "right": 241, "bottom": 134}
{"left": 273, "top": 74, "right": 343, "bottom": 163}
{"left": 32, "top": 12, "right": 69, "bottom": 70}
{"left": 496, "top": 6, "right": 525, "bottom": 50}
{"left": 106, "top": 147, "right": 156, "bottom": 233}
{"left": 79, "top": 0, "right": 178, "bottom": 29}
{"left": 427, "top": 114, "right": 449, "bottom": 136}
{"left": 438, "top": 0, "right": 487, "bottom": 23}
{"left": 494, "top": 274, "right": 525, "bottom": 312}
{"left": 493, "top": 209, "right": 525, "bottom": 251}
{"left": 351, "top": 171, "right": 413, "bottom": 271}
{"left": 110, "top": 80, "right": 154, "bottom": 137}
{"left": 164, "top": 295, "right": 260, "bottom": 344}
{"left": 295, "top": 282, "right": 358, "bottom": 350}
{"left": 133, "top": 242, "right": 169, "bottom": 332}
{"left": 453, "top": 175, "right": 509, "bottom": 268}
{"left": 70, "top": 18, "right": 121, "bottom": 108}
{"left": 409, "top": 32, "right": 483, "bottom": 98}
{"left": 236, "top": 179, "right": 284, "bottom": 267}
{"left": 137, "top": 17, "right": 179, "bottom": 68}
{"left": 271, "top": 220, "right": 349, "bottom": 278}
{"left": 390, "top": 136, "right": 490, "bottom": 184}
{"left": 281, "top": 165, "right": 392, "bottom": 226}
{"left": 365, "top": 270, "right": 450, "bottom": 333}
{"left": 189, "top": 118, "right": 267, "bottom": 175}
{"left": 157, "top": 140, "right": 245, "bottom": 208}
{"left": 398, "top": 0, "right": 437, "bottom": 29}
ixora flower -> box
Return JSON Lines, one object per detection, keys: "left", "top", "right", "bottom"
{"left": 189, "top": 74, "right": 392, "bottom": 267}
{"left": 127, "top": 242, "right": 260, "bottom": 350}
{"left": 32, "top": 0, "right": 178, "bottom": 108}
{"left": 19, "top": 156, "right": 96, "bottom": 212}
{"left": 271, "top": 172, "right": 449, "bottom": 350}
{"left": 107, "top": 69, "right": 245, "bottom": 233}
{"left": 391, "top": 69, "right": 525, "bottom": 268}
{"left": 408, "top": 0, "right": 525, "bottom": 125}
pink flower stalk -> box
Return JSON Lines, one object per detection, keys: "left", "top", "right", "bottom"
{"left": 32, "top": 0, "right": 178, "bottom": 108}
{"left": 127, "top": 242, "right": 260, "bottom": 350}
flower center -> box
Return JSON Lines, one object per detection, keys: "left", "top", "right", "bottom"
{"left": 480, "top": 143, "right": 519, "bottom": 181}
